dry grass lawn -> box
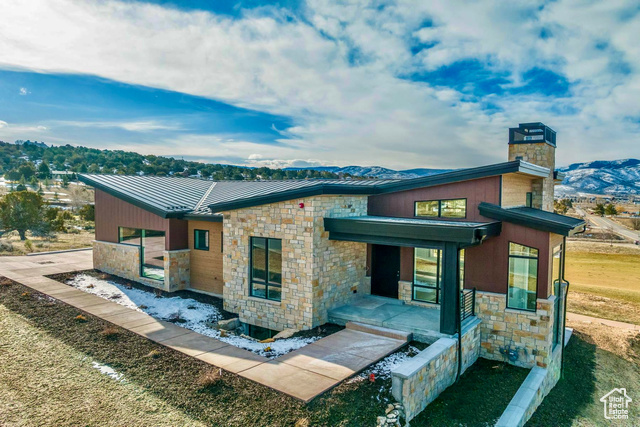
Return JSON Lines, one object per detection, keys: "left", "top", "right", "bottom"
{"left": 0, "top": 230, "right": 94, "bottom": 256}
{"left": 566, "top": 241, "right": 640, "bottom": 324}
{"left": 0, "top": 303, "right": 207, "bottom": 427}
{"left": 530, "top": 319, "right": 640, "bottom": 426}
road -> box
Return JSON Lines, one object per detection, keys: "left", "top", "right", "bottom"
{"left": 575, "top": 206, "right": 640, "bottom": 242}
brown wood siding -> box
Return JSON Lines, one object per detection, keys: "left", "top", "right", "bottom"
{"left": 368, "top": 177, "right": 502, "bottom": 289}
{"left": 94, "top": 189, "right": 188, "bottom": 250}
{"left": 465, "top": 222, "right": 552, "bottom": 298}
{"left": 188, "top": 221, "right": 224, "bottom": 295}
{"left": 368, "top": 176, "right": 501, "bottom": 222}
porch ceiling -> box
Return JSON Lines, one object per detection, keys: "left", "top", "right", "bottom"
{"left": 323, "top": 215, "right": 501, "bottom": 247}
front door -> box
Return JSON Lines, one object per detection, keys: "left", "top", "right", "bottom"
{"left": 371, "top": 245, "right": 400, "bottom": 298}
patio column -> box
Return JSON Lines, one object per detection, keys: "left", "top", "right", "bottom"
{"left": 439, "top": 242, "right": 460, "bottom": 335}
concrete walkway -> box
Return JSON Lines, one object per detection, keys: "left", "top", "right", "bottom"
{"left": 0, "top": 250, "right": 408, "bottom": 402}
{"left": 567, "top": 312, "right": 640, "bottom": 331}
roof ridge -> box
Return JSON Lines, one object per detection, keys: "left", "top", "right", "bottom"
{"left": 193, "top": 182, "right": 217, "bottom": 213}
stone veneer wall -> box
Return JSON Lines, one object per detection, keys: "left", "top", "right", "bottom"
{"left": 391, "top": 319, "right": 481, "bottom": 421}
{"left": 164, "top": 249, "right": 190, "bottom": 292}
{"left": 496, "top": 341, "right": 563, "bottom": 426}
{"left": 476, "top": 291, "right": 555, "bottom": 368}
{"left": 93, "top": 240, "right": 190, "bottom": 293}
{"left": 222, "top": 195, "right": 368, "bottom": 331}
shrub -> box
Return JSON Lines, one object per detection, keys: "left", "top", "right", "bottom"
{"left": 196, "top": 369, "right": 222, "bottom": 389}
{"left": 100, "top": 326, "right": 120, "bottom": 340}
{"left": 24, "top": 239, "right": 33, "bottom": 252}
{"left": 0, "top": 240, "right": 14, "bottom": 252}
{"left": 144, "top": 349, "right": 162, "bottom": 359}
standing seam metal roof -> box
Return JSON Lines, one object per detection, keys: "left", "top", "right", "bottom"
{"left": 78, "top": 160, "right": 554, "bottom": 219}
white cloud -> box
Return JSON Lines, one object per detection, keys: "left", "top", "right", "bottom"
{"left": 0, "top": 120, "right": 49, "bottom": 141}
{"left": 0, "top": 0, "right": 637, "bottom": 167}
{"left": 54, "top": 120, "right": 181, "bottom": 132}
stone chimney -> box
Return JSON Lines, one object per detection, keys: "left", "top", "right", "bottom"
{"left": 508, "top": 123, "right": 556, "bottom": 211}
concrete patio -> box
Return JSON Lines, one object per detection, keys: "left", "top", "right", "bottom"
{"left": 0, "top": 250, "right": 409, "bottom": 402}
{"left": 329, "top": 295, "right": 465, "bottom": 343}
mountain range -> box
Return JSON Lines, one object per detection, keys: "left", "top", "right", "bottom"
{"left": 288, "top": 159, "right": 640, "bottom": 196}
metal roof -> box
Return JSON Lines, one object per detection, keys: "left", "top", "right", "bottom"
{"left": 324, "top": 215, "right": 502, "bottom": 246}
{"left": 78, "top": 159, "right": 554, "bottom": 219}
{"left": 478, "top": 202, "right": 586, "bottom": 236}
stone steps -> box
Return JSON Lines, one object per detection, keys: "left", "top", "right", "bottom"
{"left": 346, "top": 321, "right": 412, "bottom": 342}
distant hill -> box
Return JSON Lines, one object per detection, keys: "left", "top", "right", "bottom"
{"left": 284, "top": 165, "right": 451, "bottom": 179}
{"left": 556, "top": 159, "right": 640, "bottom": 196}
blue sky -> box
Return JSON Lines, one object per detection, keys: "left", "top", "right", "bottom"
{"left": 0, "top": 0, "right": 638, "bottom": 169}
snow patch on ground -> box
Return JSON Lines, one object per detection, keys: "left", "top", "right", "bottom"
{"left": 91, "top": 361, "right": 124, "bottom": 382}
{"left": 353, "top": 345, "right": 421, "bottom": 381}
{"left": 67, "top": 274, "right": 319, "bottom": 358}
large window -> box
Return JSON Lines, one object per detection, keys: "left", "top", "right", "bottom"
{"left": 119, "top": 227, "right": 165, "bottom": 281}
{"left": 415, "top": 199, "right": 467, "bottom": 218}
{"left": 507, "top": 243, "right": 539, "bottom": 311}
{"left": 413, "top": 248, "right": 442, "bottom": 303}
{"left": 194, "top": 229, "right": 209, "bottom": 251}
{"left": 250, "top": 237, "right": 282, "bottom": 301}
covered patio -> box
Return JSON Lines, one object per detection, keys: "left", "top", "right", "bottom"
{"left": 324, "top": 215, "right": 501, "bottom": 336}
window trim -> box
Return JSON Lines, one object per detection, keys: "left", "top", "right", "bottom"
{"left": 414, "top": 198, "right": 468, "bottom": 219}
{"left": 506, "top": 241, "right": 539, "bottom": 312}
{"left": 193, "top": 229, "right": 210, "bottom": 251}
{"left": 249, "top": 236, "right": 283, "bottom": 302}
{"left": 412, "top": 247, "right": 442, "bottom": 305}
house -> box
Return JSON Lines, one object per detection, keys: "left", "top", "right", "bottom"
{"left": 79, "top": 122, "right": 584, "bottom": 373}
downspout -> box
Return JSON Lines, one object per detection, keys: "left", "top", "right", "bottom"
{"left": 560, "top": 236, "right": 569, "bottom": 379}
{"left": 456, "top": 248, "right": 463, "bottom": 382}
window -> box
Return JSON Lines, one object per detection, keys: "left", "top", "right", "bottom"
{"left": 194, "top": 229, "right": 209, "bottom": 251}
{"left": 415, "top": 200, "right": 439, "bottom": 217}
{"left": 250, "top": 237, "right": 282, "bottom": 301}
{"left": 415, "top": 199, "right": 467, "bottom": 219}
{"left": 441, "top": 199, "right": 467, "bottom": 218}
{"left": 413, "top": 248, "right": 442, "bottom": 303}
{"left": 526, "top": 192, "right": 533, "bottom": 208}
{"left": 507, "top": 243, "right": 538, "bottom": 311}
{"left": 118, "top": 227, "right": 165, "bottom": 281}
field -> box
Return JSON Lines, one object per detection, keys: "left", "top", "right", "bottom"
{"left": 0, "top": 229, "right": 94, "bottom": 256}
{"left": 565, "top": 241, "right": 640, "bottom": 324}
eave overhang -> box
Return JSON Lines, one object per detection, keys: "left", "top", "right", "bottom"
{"left": 323, "top": 216, "right": 502, "bottom": 248}
{"left": 478, "top": 202, "right": 586, "bottom": 236}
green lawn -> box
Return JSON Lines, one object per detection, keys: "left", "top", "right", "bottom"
{"left": 566, "top": 244, "right": 640, "bottom": 324}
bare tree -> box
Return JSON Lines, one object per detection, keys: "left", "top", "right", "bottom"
{"left": 68, "top": 185, "right": 93, "bottom": 211}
